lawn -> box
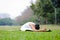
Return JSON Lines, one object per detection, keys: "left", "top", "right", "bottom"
{"left": 0, "top": 25, "right": 60, "bottom": 40}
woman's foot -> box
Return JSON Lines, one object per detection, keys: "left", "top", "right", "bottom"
{"left": 47, "top": 29, "right": 51, "bottom": 32}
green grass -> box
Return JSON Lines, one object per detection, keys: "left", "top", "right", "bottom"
{"left": 0, "top": 25, "right": 60, "bottom": 40}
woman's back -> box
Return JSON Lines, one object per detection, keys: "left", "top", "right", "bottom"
{"left": 20, "top": 22, "right": 35, "bottom": 31}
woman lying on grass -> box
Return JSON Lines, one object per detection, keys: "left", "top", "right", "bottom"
{"left": 20, "top": 22, "right": 51, "bottom": 32}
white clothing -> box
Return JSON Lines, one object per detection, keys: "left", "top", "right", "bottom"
{"left": 20, "top": 22, "right": 35, "bottom": 31}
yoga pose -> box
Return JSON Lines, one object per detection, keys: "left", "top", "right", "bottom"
{"left": 20, "top": 22, "right": 51, "bottom": 32}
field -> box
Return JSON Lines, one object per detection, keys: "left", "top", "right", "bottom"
{"left": 0, "top": 25, "right": 60, "bottom": 40}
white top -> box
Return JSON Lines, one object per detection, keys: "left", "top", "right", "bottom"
{"left": 20, "top": 22, "right": 35, "bottom": 31}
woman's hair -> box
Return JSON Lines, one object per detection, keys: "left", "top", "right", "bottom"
{"left": 35, "top": 24, "right": 40, "bottom": 30}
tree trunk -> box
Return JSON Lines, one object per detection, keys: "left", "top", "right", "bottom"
{"left": 45, "top": 17, "right": 48, "bottom": 24}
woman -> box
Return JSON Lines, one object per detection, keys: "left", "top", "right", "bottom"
{"left": 20, "top": 22, "right": 51, "bottom": 32}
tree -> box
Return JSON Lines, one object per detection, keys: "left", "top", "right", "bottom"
{"left": 30, "top": 0, "right": 54, "bottom": 24}
{"left": 51, "top": 0, "right": 60, "bottom": 8}
{"left": 56, "top": 8, "right": 60, "bottom": 24}
{"left": 0, "top": 18, "right": 13, "bottom": 25}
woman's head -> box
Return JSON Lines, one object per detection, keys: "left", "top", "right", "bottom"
{"left": 35, "top": 24, "right": 40, "bottom": 30}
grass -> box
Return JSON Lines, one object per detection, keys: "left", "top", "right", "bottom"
{"left": 0, "top": 25, "right": 60, "bottom": 40}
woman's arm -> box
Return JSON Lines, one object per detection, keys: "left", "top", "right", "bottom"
{"left": 29, "top": 23, "right": 37, "bottom": 31}
{"left": 29, "top": 24, "right": 47, "bottom": 32}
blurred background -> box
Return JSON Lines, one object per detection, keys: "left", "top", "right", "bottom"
{"left": 0, "top": 0, "right": 60, "bottom": 26}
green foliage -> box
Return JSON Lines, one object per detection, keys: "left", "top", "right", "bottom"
{"left": 43, "top": 4, "right": 54, "bottom": 13}
{"left": 0, "top": 18, "right": 14, "bottom": 25}
{"left": 51, "top": 0, "right": 60, "bottom": 8}
{"left": 56, "top": 8, "right": 60, "bottom": 24}
{"left": 30, "top": 0, "right": 55, "bottom": 24}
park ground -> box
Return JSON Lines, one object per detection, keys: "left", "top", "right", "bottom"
{"left": 0, "top": 25, "right": 60, "bottom": 40}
